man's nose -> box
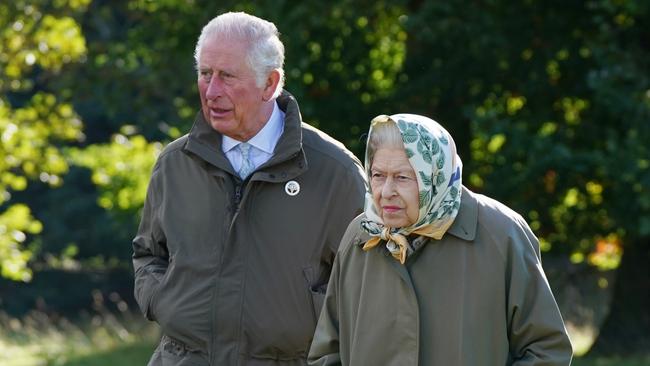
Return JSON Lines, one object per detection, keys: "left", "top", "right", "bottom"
{"left": 206, "top": 76, "right": 223, "bottom": 99}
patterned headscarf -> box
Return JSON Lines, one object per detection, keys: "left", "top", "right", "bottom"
{"left": 361, "top": 114, "right": 463, "bottom": 264}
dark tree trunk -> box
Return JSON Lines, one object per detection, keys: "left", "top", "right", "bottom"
{"left": 588, "top": 236, "right": 650, "bottom": 355}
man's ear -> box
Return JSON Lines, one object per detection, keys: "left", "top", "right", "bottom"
{"left": 262, "top": 70, "right": 281, "bottom": 101}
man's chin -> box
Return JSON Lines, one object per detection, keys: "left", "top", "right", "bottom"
{"left": 208, "top": 120, "right": 240, "bottom": 138}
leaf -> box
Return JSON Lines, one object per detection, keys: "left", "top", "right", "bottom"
{"left": 431, "top": 138, "right": 440, "bottom": 154}
{"left": 405, "top": 148, "right": 415, "bottom": 158}
{"left": 402, "top": 127, "right": 419, "bottom": 144}
{"left": 436, "top": 171, "right": 446, "bottom": 186}
{"left": 422, "top": 149, "right": 432, "bottom": 164}
{"left": 419, "top": 190, "right": 431, "bottom": 208}
{"left": 419, "top": 130, "right": 432, "bottom": 148}
{"left": 450, "top": 186, "right": 459, "bottom": 199}
{"left": 436, "top": 154, "right": 445, "bottom": 169}
{"left": 419, "top": 171, "right": 432, "bottom": 186}
{"left": 416, "top": 139, "right": 432, "bottom": 164}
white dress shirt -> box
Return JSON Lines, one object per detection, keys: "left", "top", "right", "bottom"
{"left": 222, "top": 101, "right": 285, "bottom": 175}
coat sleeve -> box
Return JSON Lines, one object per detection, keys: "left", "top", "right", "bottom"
{"left": 314, "top": 158, "right": 366, "bottom": 296}
{"left": 326, "top": 159, "right": 367, "bottom": 255}
{"left": 507, "top": 217, "right": 573, "bottom": 365}
{"left": 132, "top": 161, "right": 169, "bottom": 322}
{"left": 307, "top": 251, "right": 342, "bottom": 366}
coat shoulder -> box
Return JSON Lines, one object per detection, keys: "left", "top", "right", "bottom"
{"left": 470, "top": 189, "right": 530, "bottom": 234}
{"left": 468, "top": 188, "right": 540, "bottom": 260}
{"left": 301, "top": 123, "right": 363, "bottom": 172}
{"left": 157, "top": 134, "right": 190, "bottom": 163}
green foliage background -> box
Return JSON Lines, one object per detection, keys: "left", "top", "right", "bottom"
{"left": 0, "top": 0, "right": 648, "bottom": 355}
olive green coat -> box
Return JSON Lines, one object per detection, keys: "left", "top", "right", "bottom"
{"left": 133, "top": 91, "right": 367, "bottom": 365}
{"left": 308, "top": 187, "right": 573, "bottom": 366}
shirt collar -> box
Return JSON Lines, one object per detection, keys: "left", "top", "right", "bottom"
{"left": 222, "top": 101, "right": 285, "bottom": 154}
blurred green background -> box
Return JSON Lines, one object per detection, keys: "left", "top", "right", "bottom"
{"left": 1, "top": 0, "right": 648, "bottom": 364}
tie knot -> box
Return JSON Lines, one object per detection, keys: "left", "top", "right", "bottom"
{"left": 239, "top": 142, "right": 251, "bottom": 154}
{"left": 237, "top": 142, "right": 255, "bottom": 179}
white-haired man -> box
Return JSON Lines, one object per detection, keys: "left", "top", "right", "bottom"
{"left": 133, "top": 12, "right": 366, "bottom": 366}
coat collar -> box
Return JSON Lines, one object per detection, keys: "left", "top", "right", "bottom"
{"left": 446, "top": 186, "right": 478, "bottom": 241}
{"left": 183, "top": 90, "right": 308, "bottom": 182}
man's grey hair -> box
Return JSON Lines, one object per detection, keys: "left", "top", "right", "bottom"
{"left": 194, "top": 12, "right": 285, "bottom": 99}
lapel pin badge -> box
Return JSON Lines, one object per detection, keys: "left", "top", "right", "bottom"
{"left": 285, "top": 180, "right": 300, "bottom": 196}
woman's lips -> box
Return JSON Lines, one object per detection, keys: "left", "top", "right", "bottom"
{"left": 382, "top": 206, "right": 402, "bottom": 213}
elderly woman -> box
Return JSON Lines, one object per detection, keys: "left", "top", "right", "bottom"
{"left": 308, "top": 114, "right": 573, "bottom": 365}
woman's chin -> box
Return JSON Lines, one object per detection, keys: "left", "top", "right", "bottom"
{"left": 382, "top": 217, "right": 410, "bottom": 229}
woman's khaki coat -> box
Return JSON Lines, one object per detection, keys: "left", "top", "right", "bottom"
{"left": 308, "top": 187, "right": 573, "bottom": 366}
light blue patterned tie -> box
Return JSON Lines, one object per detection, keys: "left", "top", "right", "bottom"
{"left": 237, "top": 142, "right": 255, "bottom": 179}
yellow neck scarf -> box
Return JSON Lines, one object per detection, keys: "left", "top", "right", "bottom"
{"left": 362, "top": 219, "right": 455, "bottom": 264}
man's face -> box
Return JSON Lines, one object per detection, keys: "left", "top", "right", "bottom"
{"left": 197, "top": 36, "right": 269, "bottom": 141}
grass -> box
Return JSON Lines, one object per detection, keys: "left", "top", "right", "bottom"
{"left": 0, "top": 290, "right": 160, "bottom": 366}
{"left": 572, "top": 355, "right": 650, "bottom": 366}
{"left": 58, "top": 341, "right": 155, "bottom": 366}
{"left": 0, "top": 311, "right": 159, "bottom": 366}
{"left": 55, "top": 346, "right": 650, "bottom": 366}
{"left": 1, "top": 301, "right": 648, "bottom": 366}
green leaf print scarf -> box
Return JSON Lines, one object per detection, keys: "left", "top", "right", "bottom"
{"left": 361, "top": 114, "right": 463, "bottom": 264}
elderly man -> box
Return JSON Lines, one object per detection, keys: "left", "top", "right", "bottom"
{"left": 132, "top": 12, "right": 366, "bottom": 366}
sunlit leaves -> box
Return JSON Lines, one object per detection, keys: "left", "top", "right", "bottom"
{"left": 68, "top": 134, "right": 162, "bottom": 212}
{"left": 557, "top": 97, "right": 589, "bottom": 125}
{"left": 506, "top": 96, "right": 526, "bottom": 115}
{"left": 0, "top": 204, "right": 42, "bottom": 281}
{"left": 487, "top": 134, "right": 506, "bottom": 153}
{"left": 287, "top": 2, "right": 407, "bottom": 105}
{"left": 365, "top": 9, "right": 407, "bottom": 95}
{"left": 0, "top": 93, "right": 84, "bottom": 186}
{"left": 0, "top": 0, "right": 646, "bottom": 283}
{"left": 587, "top": 234, "right": 623, "bottom": 270}
{"left": 32, "top": 15, "right": 86, "bottom": 71}
{"left": 0, "top": 2, "right": 87, "bottom": 91}
{"left": 0, "top": 1, "right": 87, "bottom": 281}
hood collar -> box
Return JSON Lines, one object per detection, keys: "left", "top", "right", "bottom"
{"left": 184, "top": 90, "right": 307, "bottom": 180}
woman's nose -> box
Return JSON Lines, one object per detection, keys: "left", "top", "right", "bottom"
{"left": 381, "top": 178, "right": 397, "bottom": 197}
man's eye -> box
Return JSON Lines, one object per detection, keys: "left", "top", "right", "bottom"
{"left": 200, "top": 70, "right": 212, "bottom": 80}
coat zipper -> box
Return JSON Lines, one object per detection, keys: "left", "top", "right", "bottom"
{"left": 234, "top": 184, "right": 242, "bottom": 210}
{"left": 211, "top": 180, "right": 244, "bottom": 365}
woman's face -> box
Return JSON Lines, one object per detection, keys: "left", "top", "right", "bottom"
{"left": 370, "top": 148, "right": 420, "bottom": 228}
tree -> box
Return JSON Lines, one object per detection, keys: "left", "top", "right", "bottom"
{"left": 2, "top": 0, "right": 648, "bottom": 354}
{"left": 0, "top": 0, "right": 89, "bottom": 280}
{"left": 396, "top": 0, "right": 649, "bottom": 354}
